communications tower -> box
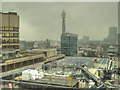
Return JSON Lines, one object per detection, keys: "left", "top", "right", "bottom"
{"left": 62, "top": 9, "right": 66, "bottom": 34}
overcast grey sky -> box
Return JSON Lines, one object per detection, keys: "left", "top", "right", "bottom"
{"left": 2, "top": 2, "right": 118, "bottom": 41}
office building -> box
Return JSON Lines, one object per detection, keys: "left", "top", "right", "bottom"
{"left": 118, "top": 33, "right": 120, "bottom": 56}
{"left": 61, "top": 10, "right": 78, "bottom": 56}
{"left": 0, "top": 12, "right": 2, "bottom": 61}
{"left": 61, "top": 33, "right": 78, "bottom": 56}
{"left": 108, "top": 27, "right": 117, "bottom": 44}
{"left": 0, "top": 12, "right": 19, "bottom": 61}
{"left": 82, "top": 36, "right": 89, "bottom": 44}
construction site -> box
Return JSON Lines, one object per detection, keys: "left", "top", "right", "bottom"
{"left": 1, "top": 54, "right": 120, "bottom": 89}
{"left": 0, "top": 4, "right": 120, "bottom": 89}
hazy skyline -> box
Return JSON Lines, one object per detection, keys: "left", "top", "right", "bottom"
{"left": 2, "top": 2, "right": 118, "bottom": 41}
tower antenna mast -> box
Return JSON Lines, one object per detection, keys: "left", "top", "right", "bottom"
{"left": 62, "top": 9, "right": 66, "bottom": 34}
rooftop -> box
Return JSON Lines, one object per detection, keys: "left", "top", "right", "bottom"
{"left": 0, "top": 12, "right": 18, "bottom": 15}
{"left": 62, "top": 33, "right": 78, "bottom": 37}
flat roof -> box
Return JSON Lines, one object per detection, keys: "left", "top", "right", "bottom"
{"left": 61, "top": 33, "right": 78, "bottom": 37}
{"left": 0, "top": 54, "right": 45, "bottom": 66}
{"left": 33, "top": 49, "right": 57, "bottom": 52}
{"left": 0, "top": 12, "right": 18, "bottom": 15}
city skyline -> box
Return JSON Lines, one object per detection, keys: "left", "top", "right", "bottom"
{"left": 2, "top": 2, "right": 118, "bottom": 41}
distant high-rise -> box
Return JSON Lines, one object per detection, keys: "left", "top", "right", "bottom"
{"left": 83, "top": 36, "right": 89, "bottom": 43}
{"left": 0, "top": 12, "right": 19, "bottom": 61}
{"left": 108, "top": 27, "right": 117, "bottom": 44}
{"left": 62, "top": 9, "right": 66, "bottom": 34}
{"left": 61, "top": 10, "right": 78, "bottom": 56}
{"left": 118, "top": 33, "right": 120, "bottom": 56}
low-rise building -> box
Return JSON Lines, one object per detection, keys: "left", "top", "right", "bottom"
{"left": 32, "top": 49, "right": 57, "bottom": 58}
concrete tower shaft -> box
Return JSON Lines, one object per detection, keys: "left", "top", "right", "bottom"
{"left": 62, "top": 9, "right": 66, "bottom": 34}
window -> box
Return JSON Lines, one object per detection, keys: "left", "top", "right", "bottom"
{"left": 10, "top": 33, "right": 13, "bottom": 36}
{"left": 14, "top": 27, "right": 18, "bottom": 31}
{"left": 2, "top": 38, "right": 9, "bottom": 43}
{"left": 5, "top": 39, "right": 9, "bottom": 42}
{"left": 10, "top": 39, "right": 13, "bottom": 43}
{"left": 5, "top": 27, "right": 9, "bottom": 30}
{"left": 5, "top": 33, "right": 9, "bottom": 36}
{"left": 2, "top": 33, "right": 4, "bottom": 36}
{"left": 2, "top": 33, "right": 9, "bottom": 36}
{"left": 2, "top": 27, "right": 4, "bottom": 30}
{"left": 14, "top": 33, "right": 18, "bottom": 37}
{"left": 10, "top": 27, "right": 13, "bottom": 30}
{"left": 14, "top": 39, "right": 18, "bottom": 43}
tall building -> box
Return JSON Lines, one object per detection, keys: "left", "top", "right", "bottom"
{"left": 118, "top": 33, "right": 120, "bottom": 56}
{"left": 118, "top": 2, "right": 120, "bottom": 58}
{"left": 0, "top": 12, "right": 19, "bottom": 61}
{"left": 45, "top": 39, "right": 51, "bottom": 48}
{"left": 82, "top": 36, "right": 89, "bottom": 44}
{"left": 0, "top": 12, "right": 2, "bottom": 62}
{"left": 61, "top": 33, "right": 78, "bottom": 56}
{"left": 61, "top": 10, "right": 78, "bottom": 56}
{"left": 108, "top": 27, "right": 117, "bottom": 44}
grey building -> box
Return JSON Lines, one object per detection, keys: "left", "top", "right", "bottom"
{"left": 61, "top": 33, "right": 78, "bottom": 56}
{"left": 82, "top": 36, "right": 89, "bottom": 44}
{"left": 108, "top": 27, "right": 117, "bottom": 44}
{"left": 61, "top": 10, "right": 78, "bottom": 56}
{"left": 118, "top": 33, "right": 120, "bottom": 56}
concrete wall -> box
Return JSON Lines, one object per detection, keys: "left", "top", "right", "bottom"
{"left": 44, "top": 49, "right": 57, "bottom": 57}
{"left": 32, "top": 49, "right": 57, "bottom": 58}
{"left": 1, "top": 12, "right": 19, "bottom": 27}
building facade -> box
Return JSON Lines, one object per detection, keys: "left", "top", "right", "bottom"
{"left": 118, "top": 33, "right": 120, "bottom": 56}
{"left": 0, "top": 12, "right": 19, "bottom": 61}
{"left": 82, "top": 36, "right": 89, "bottom": 44}
{"left": 60, "top": 10, "right": 78, "bottom": 56}
{"left": 108, "top": 27, "right": 117, "bottom": 44}
{"left": 61, "top": 33, "right": 78, "bottom": 56}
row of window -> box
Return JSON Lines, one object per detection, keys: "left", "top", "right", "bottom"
{"left": 2, "top": 38, "right": 19, "bottom": 43}
{"left": 61, "top": 39, "right": 77, "bottom": 43}
{"left": 2, "top": 33, "right": 19, "bottom": 37}
{"left": 62, "top": 38, "right": 77, "bottom": 40}
{"left": 1, "top": 27, "right": 19, "bottom": 31}
{"left": 61, "top": 44, "right": 77, "bottom": 47}
{"left": 61, "top": 37, "right": 77, "bottom": 39}
{"left": 2, "top": 45, "right": 19, "bottom": 49}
